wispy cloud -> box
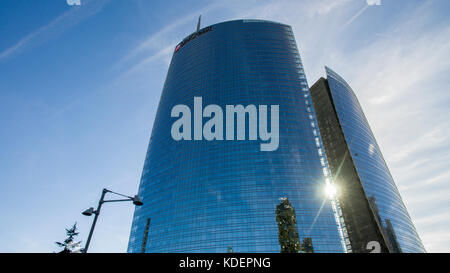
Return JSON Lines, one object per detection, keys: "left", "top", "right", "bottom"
{"left": 0, "top": 0, "right": 109, "bottom": 61}
{"left": 341, "top": 4, "right": 369, "bottom": 29}
{"left": 367, "top": 0, "right": 382, "bottom": 6}
{"left": 421, "top": 231, "right": 450, "bottom": 253}
{"left": 66, "top": 0, "right": 82, "bottom": 6}
{"left": 115, "top": 0, "right": 358, "bottom": 78}
{"left": 116, "top": 44, "right": 174, "bottom": 81}
{"left": 114, "top": 2, "right": 223, "bottom": 76}
{"left": 306, "top": 0, "right": 353, "bottom": 17}
{"left": 325, "top": 2, "right": 450, "bottom": 252}
{"left": 341, "top": 0, "right": 383, "bottom": 30}
{"left": 232, "top": 0, "right": 352, "bottom": 19}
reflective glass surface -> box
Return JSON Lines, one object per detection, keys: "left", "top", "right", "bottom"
{"left": 325, "top": 67, "right": 426, "bottom": 252}
{"left": 127, "top": 20, "right": 345, "bottom": 253}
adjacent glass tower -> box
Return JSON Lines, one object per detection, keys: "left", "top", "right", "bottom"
{"left": 310, "top": 67, "right": 425, "bottom": 253}
{"left": 127, "top": 20, "right": 345, "bottom": 253}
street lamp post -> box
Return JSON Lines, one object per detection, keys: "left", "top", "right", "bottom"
{"left": 81, "top": 188, "right": 143, "bottom": 253}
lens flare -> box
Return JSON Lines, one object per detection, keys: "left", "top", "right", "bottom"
{"left": 325, "top": 183, "right": 337, "bottom": 199}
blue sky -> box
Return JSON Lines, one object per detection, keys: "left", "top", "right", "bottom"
{"left": 0, "top": 0, "right": 449, "bottom": 252}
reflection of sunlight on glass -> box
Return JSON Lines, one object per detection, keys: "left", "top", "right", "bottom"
{"left": 308, "top": 181, "right": 338, "bottom": 234}
{"left": 368, "top": 143, "right": 375, "bottom": 156}
{"left": 307, "top": 198, "right": 326, "bottom": 234}
{"left": 325, "top": 183, "right": 337, "bottom": 199}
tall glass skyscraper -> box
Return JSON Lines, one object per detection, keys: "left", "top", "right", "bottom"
{"left": 310, "top": 67, "right": 425, "bottom": 253}
{"left": 127, "top": 20, "right": 346, "bottom": 253}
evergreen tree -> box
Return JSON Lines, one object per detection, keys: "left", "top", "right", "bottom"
{"left": 276, "top": 198, "right": 301, "bottom": 253}
{"left": 55, "top": 223, "right": 83, "bottom": 253}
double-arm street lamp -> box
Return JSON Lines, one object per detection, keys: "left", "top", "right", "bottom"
{"left": 81, "top": 188, "right": 143, "bottom": 253}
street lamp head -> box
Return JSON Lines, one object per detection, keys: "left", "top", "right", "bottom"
{"left": 82, "top": 207, "right": 95, "bottom": 216}
{"left": 132, "top": 195, "right": 143, "bottom": 206}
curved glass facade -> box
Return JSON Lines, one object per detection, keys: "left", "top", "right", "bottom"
{"left": 324, "top": 66, "right": 426, "bottom": 252}
{"left": 127, "top": 20, "right": 345, "bottom": 253}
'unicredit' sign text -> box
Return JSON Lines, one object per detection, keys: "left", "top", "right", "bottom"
{"left": 174, "top": 26, "right": 212, "bottom": 53}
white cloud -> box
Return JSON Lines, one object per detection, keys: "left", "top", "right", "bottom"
{"left": 114, "top": 2, "right": 223, "bottom": 76}
{"left": 306, "top": 0, "right": 353, "bottom": 17}
{"left": 66, "top": 0, "right": 82, "bottom": 6}
{"left": 341, "top": 0, "right": 383, "bottom": 30}
{"left": 422, "top": 231, "right": 450, "bottom": 253}
{"left": 232, "top": 0, "right": 353, "bottom": 19}
{"left": 116, "top": 45, "right": 174, "bottom": 82}
{"left": 341, "top": 4, "right": 369, "bottom": 30}
{"left": 367, "top": 0, "right": 381, "bottom": 6}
